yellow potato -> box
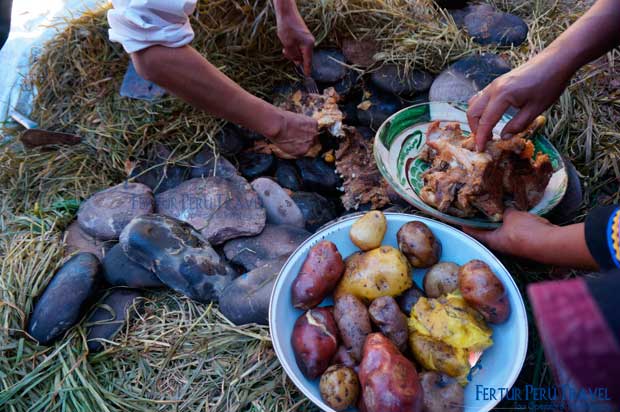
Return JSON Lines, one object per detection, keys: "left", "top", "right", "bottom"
{"left": 409, "top": 333, "right": 470, "bottom": 384}
{"left": 349, "top": 211, "right": 387, "bottom": 251}
{"left": 335, "top": 246, "right": 412, "bottom": 302}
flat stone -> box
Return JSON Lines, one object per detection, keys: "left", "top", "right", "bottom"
{"left": 356, "top": 86, "right": 404, "bottom": 130}
{"left": 275, "top": 161, "right": 303, "bottom": 192}
{"left": 102, "top": 244, "right": 163, "bottom": 288}
{"left": 190, "top": 147, "right": 238, "bottom": 179}
{"left": 327, "top": 70, "right": 359, "bottom": 98}
{"left": 251, "top": 178, "right": 305, "bottom": 228}
{"left": 155, "top": 176, "right": 266, "bottom": 245}
{"left": 219, "top": 257, "right": 288, "bottom": 325}
{"left": 429, "top": 53, "right": 511, "bottom": 103}
{"left": 296, "top": 158, "right": 342, "bottom": 193}
{"left": 464, "top": 5, "right": 528, "bottom": 46}
{"left": 449, "top": 4, "right": 494, "bottom": 27}
{"left": 291, "top": 192, "right": 338, "bottom": 232}
{"left": 223, "top": 224, "right": 310, "bottom": 271}
{"left": 27, "top": 253, "right": 102, "bottom": 345}
{"left": 132, "top": 145, "right": 190, "bottom": 194}
{"left": 85, "top": 288, "right": 142, "bottom": 352}
{"left": 215, "top": 124, "right": 247, "bottom": 156}
{"left": 342, "top": 38, "right": 378, "bottom": 67}
{"left": 77, "top": 182, "right": 154, "bottom": 241}
{"left": 63, "top": 221, "right": 113, "bottom": 260}
{"left": 370, "top": 64, "right": 433, "bottom": 95}
{"left": 238, "top": 152, "right": 275, "bottom": 180}
{"left": 119, "top": 214, "right": 237, "bottom": 302}
{"left": 311, "top": 49, "right": 347, "bottom": 83}
{"left": 340, "top": 102, "right": 359, "bottom": 125}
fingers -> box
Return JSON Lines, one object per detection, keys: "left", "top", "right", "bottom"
{"left": 500, "top": 106, "right": 538, "bottom": 139}
{"left": 467, "top": 90, "right": 488, "bottom": 136}
{"left": 462, "top": 226, "right": 497, "bottom": 245}
{"left": 300, "top": 41, "right": 314, "bottom": 76}
{"left": 474, "top": 96, "right": 511, "bottom": 152}
{"left": 282, "top": 47, "right": 302, "bottom": 66}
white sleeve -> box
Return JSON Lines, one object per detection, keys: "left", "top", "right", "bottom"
{"left": 107, "top": 0, "right": 197, "bottom": 53}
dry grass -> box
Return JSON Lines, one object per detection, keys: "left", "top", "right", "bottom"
{"left": 1, "top": 0, "right": 618, "bottom": 410}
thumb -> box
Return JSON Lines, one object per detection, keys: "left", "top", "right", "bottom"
{"left": 501, "top": 107, "right": 538, "bottom": 139}
{"left": 462, "top": 226, "right": 499, "bottom": 246}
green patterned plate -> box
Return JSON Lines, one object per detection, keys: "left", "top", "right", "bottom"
{"left": 374, "top": 102, "right": 568, "bottom": 229}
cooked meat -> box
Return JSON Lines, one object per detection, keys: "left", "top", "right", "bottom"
{"left": 279, "top": 87, "right": 344, "bottom": 137}
{"left": 419, "top": 118, "right": 552, "bottom": 221}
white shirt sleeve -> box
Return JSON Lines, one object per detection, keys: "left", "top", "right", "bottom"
{"left": 107, "top": 0, "right": 197, "bottom": 53}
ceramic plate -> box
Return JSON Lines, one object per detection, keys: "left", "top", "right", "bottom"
{"left": 373, "top": 102, "right": 568, "bottom": 229}
{"left": 269, "top": 213, "right": 528, "bottom": 412}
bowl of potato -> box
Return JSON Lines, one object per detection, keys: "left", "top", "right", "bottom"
{"left": 269, "top": 212, "right": 528, "bottom": 412}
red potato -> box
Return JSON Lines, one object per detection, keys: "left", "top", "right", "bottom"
{"left": 331, "top": 345, "right": 358, "bottom": 370}
{"left": 458, "top": 260, "right": 510, "bottom": 323}
{"left": 291, "top": 307, "right": 339, "bottom": 379}
{"left": 368, "top": 296, "right": 409, "bottom": 353}
{"left": 292, "top": 241, "right": 345, "bottom": 310}
{"left": 334, "top": 294, "right": 373, "bottom": 362}
{"left": 358, "top": 333, "right": 424, "bottom": 412}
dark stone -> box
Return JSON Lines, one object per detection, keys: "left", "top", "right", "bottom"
{"left": 429, "top": 53, "right": 511, "bottom": 103}
{"left": 85, "top": 288, "right": 142, "bottom": 352}
{"left": 370, "top": 64, "right": 433, "bottom": 95}
{"left": 340, "top": 102, "right": 359, "bottom": 125}
{"left": 356, "top": 86, "right": 404, "bottom": 130}
{"left": 449, "top": 3, "right": 494, "bottom": 27}
{"left": 356, "top": 126, "right": 375, "bottom": 141}
{"left": 131, "top": 145, "right": 190, "bottom": 194}
{"left": 464, "top": 5, "right": 528, "bottom": 46}
{"left": 323, "top": 70, "right": 359, "bottom": 98}
{"left": 27, "top": 253, "right": 102, "bottom": 345}
{"left": 102, "top": 244, "right": 163, "bottom": 288}
{"left": 119, "top": 214, "right": 237, "bottom": 303}
{"left": 275, "top": 161, "right": 303, "bottom": 191}
{"left": 219, "top": 257, "right": 288, "bottom": 325}
{"left": 342, "top": 38, "right": 378, "bottom": 68}
{"left": 296, "top": 158, "right": 342, "bottom": 193}
{"left": 547, "top": 157, "right": 583, "bottom": 225}
{"left": 291, "top": 191, "right": 338, "bottom": 232}
{"left": 223, "top": 224, "right": 310, "bottom": 271}
{"left": 63, "top": 221, "right": 113, "bottom": 260}
{"left": 251, "top": 177, "right": 305, "bottom": 227}
{"left": 311, "top": 49, "right": 347, "bottom": 83}
{"left": 215, "top": 124, "right": 247, "bottom": 156}
{"left": 271, "top": 82, "right": 304, "bottom": 106}
{"left": 396, "top": 284, "right": 426, "bottom": 315}
{"left": 77, "top": 182, "right": 154, "bottom": 241}
{"left": 238, "top": 152, "right": 275, "bottom": 180}
{"left": 190, "top": 147, "right": 238, "bottom": 179}
{"left": 155, "top": 176, "right": 266, "bottom": 245}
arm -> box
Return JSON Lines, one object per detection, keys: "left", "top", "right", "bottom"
{"left": 463, "top": 209, "right": 598, "bottom": 270}
{"left": 273, "top": 0, "right": 315, "bottom": 75}
{"left": 467, "top": 0, "right": 620, "bottom": 151}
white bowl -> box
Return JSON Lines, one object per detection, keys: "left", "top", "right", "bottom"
{"left": 269, "top": 212, "right": 528, "bottom": 411}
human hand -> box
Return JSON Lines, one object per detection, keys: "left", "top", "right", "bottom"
{"left": 467, "top": 54, "right": 571, "bottom": 152}
{"left": 462, "top": 209, "right": 557, "bottom": 260}
{"left": 276, "top": 6, "right": 315, "bottom": 75}
{"left": 269, "top": 110, "right": 319, "bottom": 158}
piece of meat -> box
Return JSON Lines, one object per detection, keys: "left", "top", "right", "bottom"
{"left": 419, "top": 119, "right": 552, "bottom": 220}
{"left": 280, "top": 87, "right": 344, "bottom": 137}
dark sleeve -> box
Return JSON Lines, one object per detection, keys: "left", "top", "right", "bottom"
{"left": 585, "top": 205, "right": 620, "bottom": 272}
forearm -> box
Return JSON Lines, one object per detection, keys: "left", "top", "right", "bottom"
{"left": 538, "top": 0, "right": 620, "bottom": 78}
{"left": 131, "top": 45, "right": 283, "bottom": 138}
{"left": 527, "top": 223, "right": 598, "bottom": 270}
{"left": 273, "top": 0, "right": 299, "bottom": 20}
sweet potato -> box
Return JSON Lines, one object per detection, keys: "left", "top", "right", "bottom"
{"left": 458, "top": 260, "right": 510, "bottom": 323}
{"left": 291, "top": 307, "right": 339, "bottom": 379}
{"left": 292, "top": 241, "right": 345, "bottom": 310}
{"left": 368, "top": 296, "right": 408, "bottom": 352}
{"left": 334, "top": 294, "right": 372, "bottom": 362}
{"left": 358, "top": 333, "right": 424, "bottom": 412}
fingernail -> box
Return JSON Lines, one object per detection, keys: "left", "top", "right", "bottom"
{"left": 502, "top": 133, "right": 514, "bottom": 140}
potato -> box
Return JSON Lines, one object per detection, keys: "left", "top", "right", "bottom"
{"left": 396, "top": 284, "right": 426, "bottom": 315}
{"left": 335, "top": 246, "right": 412, "bottom": 302}
{"left": 291, "top": 307, "right": 339, "bottom": 379}
{"left": 319, "top": 365, "right": 360, "bottom": 411}
{"left": 423, "top": 262, "right": 460, "bottom": 298}
{"left": 368, "top": 296, "right": 408, "bottom": 352}
{"left": 350, "top": 211, "right": 387, "bottom": 251}
{"left": 419, "top": 371, "right": 464, "bottom": 412}
{"left": 458, "top": 260, "right": 510, "bottom": 323}
{"left": 331, "top": 345, "right": 358, "bottom": 370}
{"left": 292, "top": 240, "right": 345, "bottom": 310}
{"left": 334, "top": 294, "right": 373, "bottom": 361}
{"left": 397, "top": 221, "right": 441, "bottom": 268}
{"left": 409, "top": 333, "right": 470, "bottom": 382}
{"left": 359, "top": 333, "right": 424, "bottom": 412}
